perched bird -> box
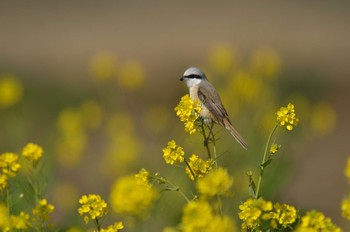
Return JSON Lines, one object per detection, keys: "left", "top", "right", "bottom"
{"left": 180, "top": 67, "right": 248, "bottom": 149}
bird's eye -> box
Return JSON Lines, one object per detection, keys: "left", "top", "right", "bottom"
{"left": 186, "top": 74, "right": 201, "bottom": 79}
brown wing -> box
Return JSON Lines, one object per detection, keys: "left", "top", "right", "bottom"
{"left": 197, "top": 83, "right": 229, "bottom": 126}
{"left": 198, "top": 83, "right": 248, "bottom": 149}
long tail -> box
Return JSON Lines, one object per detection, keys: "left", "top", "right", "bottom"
{"left": 223, "top": 119, "right": 248, "bottom": 150}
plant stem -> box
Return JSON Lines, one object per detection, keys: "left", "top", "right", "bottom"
{"left": 200, "top": 120, "right": 212, "bottom": 159}
{"left": 255, "top": 124, "right": 278, "bottom": 199}
{"left": 184, "top": 159, "right": 196, "bottom": 182}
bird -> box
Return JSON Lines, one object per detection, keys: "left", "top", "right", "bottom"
{"left": 180, "top": 67, "right": 248, "bottom": 150}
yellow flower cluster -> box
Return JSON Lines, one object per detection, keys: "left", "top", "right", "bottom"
{"left": 0, "top": 204, "right": 32, "bottom": 231}
{"left": 174, "top": 94, "right": 201, "bottom": 134}
{"left": 162, "top": 140, "right": 185, "bottom": 165}
{"left": 294, "top": 210, "right": 341, "bottom": 232}
{"left": 196, "top": 167, "right": 233, "bottom": 198}
{"left": 100, "top": 221, "right": 124, "bottom": 232}
{"left": 239, "top": 198, "right": 297, "bottom": 231}
{"left": 341, "top": 195, "right": 350, "bottom": 220}
{"left": 276, "top": 103, "right": 299, "bottom": 131}
{"left": 0, "top": 152, "right": 21, "bottom": 190}
{"left": 181, "top": 201, "right": 236, "bottom": 232}
{"left": 78, "top": 194, "right": 108, "bottom": 224}
{"left": 110, "top": 169, "right": 158, "bottom": 217}
{"left": 10, "top": 211, "right": 31, "bottom": 230}
{"left": 0, "top": 74, "right": 23, "bottom": 108}
{"left": 32, "top": 199, "right": 55, "bottom": 221}
{"left": 22, "top": 143, "right": 43, "bottom": 164}
{"left": 185, "top": 154, "right": 213, "bottom": 181}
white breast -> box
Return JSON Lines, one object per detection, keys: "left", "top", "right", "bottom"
{"left": 189, "top": 85, "right": 212, "bottom": 120}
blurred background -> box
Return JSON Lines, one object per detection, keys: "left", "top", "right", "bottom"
{"left": 0, "top": 0, "right": 350, "bottom": 230}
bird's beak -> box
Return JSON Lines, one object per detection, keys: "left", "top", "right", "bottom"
{"left": 180, "top": 76, "right": 184, "bottom": 81}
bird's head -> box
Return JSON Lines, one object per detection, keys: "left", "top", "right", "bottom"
{"left": 180, "top": 67, "right": 207, "bottom": 88}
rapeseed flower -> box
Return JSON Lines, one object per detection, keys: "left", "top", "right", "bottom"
{"left": 239, "top": 198, "right": 271, "bottom": 231}
{"left": 110, "top": 170, "right": 158, "bottom": 217}
{"left": 0, "top": 174, "right": 8, "bottom": 190}
{"left": 175, "top": 94, "right": 201, "bottom": 134}
{"left": 10, "top": 211, "right": 31, "bottom": 230}
{"left": 32, "top": 199, "right": 55, "bottom": 221}
{"left": 341, "top": 195, "right": 350, "bottom": 220}
{"left": 239, "top": 198, "right": 297, "bottom": 231}
{"left": 270, "top": 143, "right": 280, "bottom": 155}
{"left": 100, "top": 221, "right": 124, "bottom": 232}
{"left": 0, "top": 152, "right": 21, "bottom": 177}
{"left": 117, "top": 60, "right": 145, "bottom": 90}
{"left": 207, "top": 215, "right": 237, "bottom": 232}
{"left": 162, "top": 140, "right": 185, "bottom": 165}
{"left": 185, "top": 154, "right": 212, "bottom": 181}
{"left": 0, "top": 204, "right": 9, "bottom": 229}
{"left": 78, "top": 194, "right": 108, "bottom": 224}
{"left": 135, "top": 168, "right": 151, "bottom": 187}
{"left": 0, "top": 74, "right": 23, "bottom": 108}
{"left": 196, "top": 167, "right": 233, "bottom": 198}
{"left": 294, "top": 210, "right": 341, "bottom": 232}
{"left": 276, "top": 103, "right": 299, "bottom": 131}
{"left": 181, "top": 201, "right": 213, "bottom": 232}
{"left": 22, "top": 143, "right": 43, "bottom": 164}
{"left": 89, "top": 52, "right": 117, "bottom": 82}
{"left": 263, "top": 203, "right": 297, "bottom": 229}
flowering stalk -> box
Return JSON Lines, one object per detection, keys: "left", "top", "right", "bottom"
{"left": 255, "top": 124, "right": 278, "bottom": 199}
{"left": 184, "top": 159, "right": 197, "bottom": 182}
{"left": 151, "top": 174, "right": 190, "bottom": 203}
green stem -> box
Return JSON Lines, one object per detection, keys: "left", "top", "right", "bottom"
{"left": 185, "top": 159, "right": 197, "bottom": 182}
{"left": 254, "top": 124, "right": 278, "bottom": 199}
{"left": 95, "top": 218, "right": 101, "bottom": 232}
{"left": 208, "top": 124, "right": 218, "bottom": 168}
{"left": 200, "top": 120, "right": 212, "bottom": 159}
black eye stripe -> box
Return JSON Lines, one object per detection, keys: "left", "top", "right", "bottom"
{"left": 185, "top": 74, "right": 202, "bottom": 79}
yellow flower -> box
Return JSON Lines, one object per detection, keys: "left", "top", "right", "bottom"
{"left": 239, "top": 198, "right": 297, "bottom": 231}
{"left": 208, "top": 46, "right": 235, "bottom": 74}
{"left": 0, "top": 152, "right": 21, "bottom": 177}
{"left": 196, "top": 167, "right": 233, "bottom": 198}
{"left": 295, "top": 210, "right": 342, "bottom": 232}
{"left": 185, "top": 154, "right": 212, "bottom": 181}
{"left": 78, "top": 194, "right": 108, "bottom": 224}
{"left": 22, "top": 143, "right": 43, "bottom": 163}
{"left": 268, "top": 203, "right": 297, "bottom": 229}
{"left": 207, "top": 215, "right": 237, "bottom": 232}
{"left": 0, "top": 74, "right": 23, "bottom": 108}
{"left": 182, "top": 201, "right": 213, "bottom": 232}
{"left": 174, "top": 94, "right": 201, "bottom": 134}
{"left": 0, "top": 204, "right": 10, "bottom": 229}
{"left": 89, "top": 52, "right": 117, "bottom": 82}
{"left": 270, "top": 143, "right": 280, "bottom": 155}
{"left": 238, "top": 198, "right": 265, "bottom": 231}
{"left": 110, "top": 171, "right": 158, "bottom": 217}
{"left": 162, "top": 140, "right": 185, "bottom": 165}
{"left": 10, "top": 211, "right": 31, "bottom": 230}
{"left": 32, "top": 199, "right": 55, "bottom": 221}
{"left": 341, "top": 195, "right": 350, "bottom": 220}
{"left": 100, "top": 221, "right": 124, "bottom": 232}
{"left": 251, "top": 48, "right": 281, "bottom": 79}
{"left": 0, "top": 174, "right": 8, "bottom": 191}
{"left": 117, "top": 60, "right": 145, "bottom": 90}
{"left": 276, "top": 103, "right": 299, "bottom": 131}
{"left": 135, "top": 168, "right": 151, "bottom": 187}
